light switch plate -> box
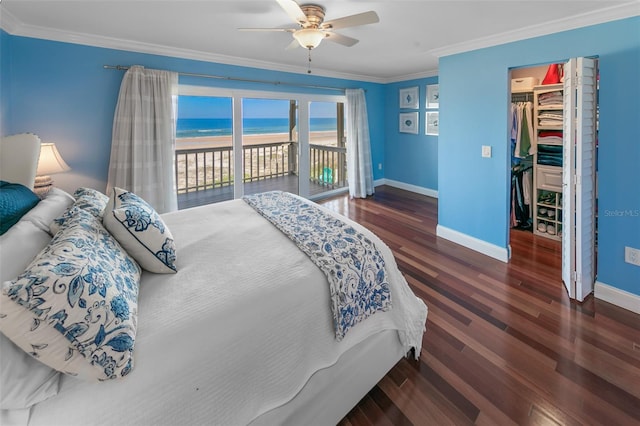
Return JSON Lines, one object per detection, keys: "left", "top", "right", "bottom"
{"left": 482, "top": 145, "right": 492, "bottom": 158}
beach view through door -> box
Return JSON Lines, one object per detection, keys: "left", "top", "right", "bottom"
{"left": 175, "top": 95, "right": 234, "bottom": 209}
{"left": 241, "top": 98, "right": 299, "bottom": 197}
{"left": 309, "top": 101, "right": 347, "bottom": 198}
{"left": 174, "top": 93, "right": 347, "bottom": 209}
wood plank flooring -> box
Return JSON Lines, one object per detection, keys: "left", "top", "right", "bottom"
{"left": 317, "top": 186, "right": 640, "bottom": 426}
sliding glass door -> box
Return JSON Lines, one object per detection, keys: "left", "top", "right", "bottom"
{"left": 309, "top": 101, "right": 347, "bottom": 198}
{"left": 241, "top": 98, "right": 299, "bottom": 196}
{"left": 176, "top": 86, "right": 346, "bottom": 208}
{"left": 175, "top": 95, "right": 234, "bottom": 209}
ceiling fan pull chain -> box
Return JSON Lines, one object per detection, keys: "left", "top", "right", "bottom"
{"left": 307, "top": 48, "right": 312, "bottom": 74}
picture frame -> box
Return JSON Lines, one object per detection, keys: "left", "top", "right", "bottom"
{"left": 399, "top": 86, "right": 419, "bottom": 109}
{"left": 399, "top": 112, "right": 419, "bottom": 134}
{"left": 426, "top": 84, "right": 439, "bottom": 108}
{"left": 426, "top": 111, "right": 439, "bottom": 135}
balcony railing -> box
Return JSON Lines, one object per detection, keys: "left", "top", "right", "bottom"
{"left": 309, "top": 143, "right": 347, "bottom": 189}
{"left": 175, "top": 141, "right": 346, "bottom": 197}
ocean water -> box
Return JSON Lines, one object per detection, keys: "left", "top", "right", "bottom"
{"left": 177, "top": 117, "right": 337, "bottom": 138}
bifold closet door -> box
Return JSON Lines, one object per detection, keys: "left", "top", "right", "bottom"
{"left": 562, "top": 57, "right": 597, "bottom": 301}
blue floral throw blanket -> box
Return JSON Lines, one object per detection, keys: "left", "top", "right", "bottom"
{"left": 243, "top": 191, "right": 391, "bottom": 340}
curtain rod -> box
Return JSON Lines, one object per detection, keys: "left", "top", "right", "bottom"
{"left": 103, "top": 65, "right": 347, "bottom": 92}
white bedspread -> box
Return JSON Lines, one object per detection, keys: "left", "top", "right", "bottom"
{"left": 27, "top": 197, "right": 427, "bottom": 426}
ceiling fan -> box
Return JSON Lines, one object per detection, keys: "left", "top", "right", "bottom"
{"left": 239, "top": 0, "right": 380, "bottom": 51}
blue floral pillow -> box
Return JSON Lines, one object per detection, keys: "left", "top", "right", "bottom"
{"left": 103, "top": 188, "right": 177, "bottom": 274}
{"left": 50, "top": 187, "right": 108, "bottom": 235}
{"left": 0, "top": 207, "right": 141, "bottom": 381}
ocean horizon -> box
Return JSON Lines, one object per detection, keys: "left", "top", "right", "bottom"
{"left": 177, "top": 117, "right": 337, "bottom": 138}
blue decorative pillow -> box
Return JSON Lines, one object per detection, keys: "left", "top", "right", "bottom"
{"left": 103, "top": 188, "right": 177, "bottom": 274}
{"left": 0, "top": 180, "right": 40, "bottom": 235}
{"left": 0, "top": 207, "right": 141, "bottom": 381}
{"left": 50, "top": 187, "right": 109, "bottom": 235}
{"left": 72, "top": 187, "right": 109, "bottom": 218}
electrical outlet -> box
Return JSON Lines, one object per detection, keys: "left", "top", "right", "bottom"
{"left": 482, "top": 145, "right": 492, "bottom": 158}
{"left": 378, "top": 163, "right": 382, "bottom": 170}
{"left": 625, "top": 246, "right": 640, "bottom": 266}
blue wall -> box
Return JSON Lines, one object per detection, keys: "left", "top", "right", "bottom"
{"left": 1, "top": 33, "right": 385, "bottom": 192}
{"left": 384, "top": 77, "right": 439, "bottom": 192}
{"left": 0, "top": 30, "right": 11, "bottom": 135}
{"left": 2, "top": 16, "right": 638, "bottom": 297}
{"left": 439, "top": 17, "right": 640, "bottom": 296}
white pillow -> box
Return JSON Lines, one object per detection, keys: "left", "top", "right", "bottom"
{"left": 21, "top": 187, "right": 74, "bottom": 235}
{"left": 103, "top": 188, "right": 177, "bottom": 274}
{"left": 0, "top": 220, "right": 60, "bottom": 410}
{"left": 0, "top": 207, "right": 141, "bottom": 382}
{"left": 0, "top": 221, "right": 51, "bottom": 283}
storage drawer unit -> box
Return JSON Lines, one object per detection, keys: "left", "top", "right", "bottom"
{"left": 536, "top": 165, "right": 562, "bottom": 192}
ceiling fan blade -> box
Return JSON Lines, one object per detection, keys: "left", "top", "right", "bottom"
{"left": 324, "top": 32, "right": 359, "bottom": 47}
{"left": 322, "top": 11, "right": 379, "bottom": 30}
{"left": 276, "top": 0, "right": 307, "bottom": 25}
{"left": 238, "top": 28, "right": 295, "bottom": 32}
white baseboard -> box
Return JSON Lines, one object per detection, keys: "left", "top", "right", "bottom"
{"left": 595, "top": 281, "right": 640, "bottom": 315}
{"left": 374, "top": 178, "right": 438, "bottom": 198}
{"left": 436, "top": 225, "right": 510, "bottom": 263}
{"left": 373, "top": 179, "right": 638, "bottom": 315}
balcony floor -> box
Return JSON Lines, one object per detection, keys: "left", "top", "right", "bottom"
{"left": 177, "top": 174, "right": 343, "bottom": 209}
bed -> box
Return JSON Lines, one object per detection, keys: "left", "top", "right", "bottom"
{"left": 0, "top": 134, "right": 428, "bottom": 426}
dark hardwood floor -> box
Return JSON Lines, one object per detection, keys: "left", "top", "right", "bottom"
{"left": 317, "top": 186, "right": 640, "bottom": 426}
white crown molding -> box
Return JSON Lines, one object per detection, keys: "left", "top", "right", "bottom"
{"left": 429, "top": 1, "right": 640, "bottom": 58}
{"left": 0, "top": 6, "right": 387, "bottom": 84}
{"left": 383, "top": 69, "right": 439, "bottom": 84}
{"left": 2, "top": 2, "right": 638, "bottom": 81}
{"left": 0, "top": 5, "right": 21, "bottom": 34}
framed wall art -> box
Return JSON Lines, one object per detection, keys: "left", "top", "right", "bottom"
{"left": 426, "top": 111, "right": 439, "bottom": 135}
{"left": 399, "top": 86, "right": 419, "bottom": 109}
{"left": 399, "top": 112, "right": 419, "bottom": 134}
{"left": 426, "top": 84, "right": 439, "bottom": 108}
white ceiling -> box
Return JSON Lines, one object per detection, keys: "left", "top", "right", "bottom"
{"left": 1, "top": 1, "right": 638, "bottom": 82}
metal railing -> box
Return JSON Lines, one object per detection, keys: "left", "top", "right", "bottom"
{"left": 175, "top": 141, "right": 346, "bottom": 194}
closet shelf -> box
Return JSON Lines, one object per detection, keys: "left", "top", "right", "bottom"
{"left": 537, "top": 125, "right": 563, "bottom": 130}
{"left": 533, "top": 84, "right": 564, "bottom": 241}
{"left": 536, "top": 139, "right": 562, "bottom": 146}
{"left": 537, "top": 105, "right": 563, "bottom": 110}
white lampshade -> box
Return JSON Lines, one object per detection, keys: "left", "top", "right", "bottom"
{"left": 37, "top": 143, "right": 71, "bottom": 176}
{"left": 34, "top": 143, "right": 70, "bottom": 197}
{"left": 293, "top": 29, "right": 326, "bottom": 49}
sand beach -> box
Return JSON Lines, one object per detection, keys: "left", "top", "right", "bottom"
{"left": 176, "top": 130, "right": 339, "bottom": 150}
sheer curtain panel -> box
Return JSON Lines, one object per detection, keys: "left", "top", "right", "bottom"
{"left": 345, "top": 88, "right": 374, "bottom": 198}
{"left": 107, "top": 66, "right": 178, "bottom": 213}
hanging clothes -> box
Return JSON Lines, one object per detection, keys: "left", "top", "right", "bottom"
{"left": 510, "top": 101, "right": 534, "bottom": 161}
{"left": 511, "top": 163, "right": 533, "bottom": 230}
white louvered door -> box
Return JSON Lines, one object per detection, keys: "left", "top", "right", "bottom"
{"left": 562, "top": 57, "right": 598, "bottom": 301}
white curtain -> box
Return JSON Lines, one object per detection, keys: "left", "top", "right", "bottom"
{"left": 107, "top": 65, "right": 178, "bottom": 213}
{"left": 345, "top": 88, "right": 374, "bottom": 198}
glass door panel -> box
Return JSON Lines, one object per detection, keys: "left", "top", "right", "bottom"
{"left": 241, "top": 98, "right": 299, "bottom": 196}
{"left": 309, "top": 101, "right": 347, "bottom": 197}
{"left": 175, "top": 96, "right": 233, "bottom": 209}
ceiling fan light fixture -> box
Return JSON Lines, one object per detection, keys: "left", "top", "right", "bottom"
{"left": 293, "top": 28, "right": 325, "bottom": 49}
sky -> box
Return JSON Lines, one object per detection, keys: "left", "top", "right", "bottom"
{"left": 178, "top": 96, "right": 337, "bottom": 119}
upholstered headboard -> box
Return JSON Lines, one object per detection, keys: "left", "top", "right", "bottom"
{"left": 0, "top": 133, "right": 42, "bottom": 189}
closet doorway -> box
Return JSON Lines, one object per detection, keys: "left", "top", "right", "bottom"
{"left": 508, "top": 58, "right": 599, "bottom": 302}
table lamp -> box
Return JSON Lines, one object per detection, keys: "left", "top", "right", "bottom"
{"left": 34, "top": 142, "right": 71, "bottom": 197}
